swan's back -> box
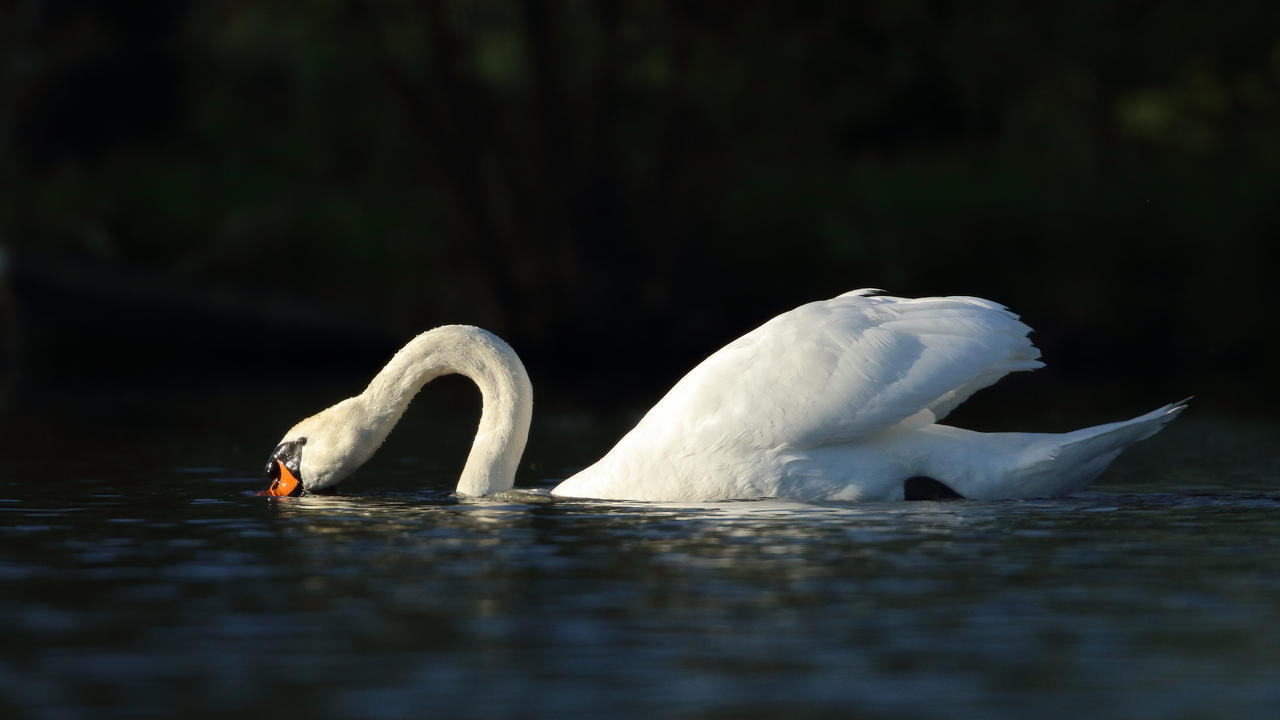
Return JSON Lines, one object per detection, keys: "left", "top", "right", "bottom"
{"left": 554, "top": 290, "right": 1044, "bottom": 500}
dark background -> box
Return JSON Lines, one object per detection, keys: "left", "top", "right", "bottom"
{"left": 2, "top": 1, "right": 1276, "bottom": 449}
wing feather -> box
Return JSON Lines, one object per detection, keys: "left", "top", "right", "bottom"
{"left": 634, "top": 291, "right": 1042, "bottom": 454}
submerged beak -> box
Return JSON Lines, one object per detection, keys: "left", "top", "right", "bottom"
{"left": 260, "top": 461, "right": 303, "bottom": 497}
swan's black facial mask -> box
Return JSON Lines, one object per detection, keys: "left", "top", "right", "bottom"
{"left": 260, "top": 439, "right": 306, "bottom": 497}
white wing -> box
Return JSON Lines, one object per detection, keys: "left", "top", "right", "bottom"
{"left": 634, "top": 289, "right": 1043, "bottom": 454}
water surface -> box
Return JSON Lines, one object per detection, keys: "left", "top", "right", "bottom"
{"left": 1, "top": 410, "right": 1277, "bottom": 719}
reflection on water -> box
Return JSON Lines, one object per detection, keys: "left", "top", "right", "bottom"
{"left": 1, "top": 414, "right": 1278, "bottom": 719}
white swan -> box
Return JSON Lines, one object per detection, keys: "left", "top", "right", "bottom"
{"left": 260, "top": 290, "right": 1185, "bottom": 501}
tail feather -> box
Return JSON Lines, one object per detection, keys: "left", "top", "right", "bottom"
{"left": 1006, "top": 400, "right": 1188, "bottom": 498}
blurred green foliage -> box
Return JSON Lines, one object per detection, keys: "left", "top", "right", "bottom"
{"left": 2, "top": 1, "right": 1277, "bottom": 410}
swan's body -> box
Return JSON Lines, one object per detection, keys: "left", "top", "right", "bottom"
{"left": 264, "top": 290, "right": 1184, "bottom": 501}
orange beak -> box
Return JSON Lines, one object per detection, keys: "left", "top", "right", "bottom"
{"left": 260, "top": 461, "right": 302, "bottom": 497}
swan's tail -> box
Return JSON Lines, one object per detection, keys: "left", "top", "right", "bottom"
{"left": 979, "top": 399, "right": 1189, "bottom": 499}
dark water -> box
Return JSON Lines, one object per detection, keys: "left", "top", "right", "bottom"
{"left": 2, "top": 409, "right": 1278, "bottom": 719}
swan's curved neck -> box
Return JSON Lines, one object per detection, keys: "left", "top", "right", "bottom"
{"left": 362, "top": 325, "right": 533, "bottom": 496}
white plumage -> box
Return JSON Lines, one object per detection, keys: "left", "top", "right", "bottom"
{"left": 267, "top": 290, "right": 1185, "bottom": 501}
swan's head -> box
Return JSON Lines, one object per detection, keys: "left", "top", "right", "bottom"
{"left": 260, "top": 397, "right": 384, "bottom": 496}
